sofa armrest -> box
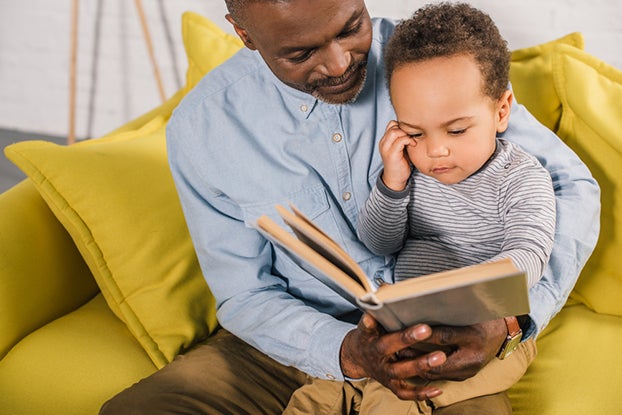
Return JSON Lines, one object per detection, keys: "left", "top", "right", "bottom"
{"left": 0, "top": 180, "right": 99, "bottom": 359}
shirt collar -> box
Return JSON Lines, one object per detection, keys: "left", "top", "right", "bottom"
{"left": 252, "top": 47, "right": 377, "bottom": 120}
{"left": 254, "top": 55, "right": 319, "bottom": 120}
{"left": 281, "top": 88, "right": 318, "bottom": 120}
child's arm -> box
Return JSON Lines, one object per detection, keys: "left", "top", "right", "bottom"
{"left": 489, "top": 159, "right": 557, "bottom": 287}
{"left": 357, "top": 121, "right": 415, "bottom": 255}
{"left": 357, "top": 178, "right": 411, "bottom": 256}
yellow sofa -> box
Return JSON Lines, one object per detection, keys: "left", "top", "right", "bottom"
{"left": 2, "top": 13, "right": 622, "bottom": 414}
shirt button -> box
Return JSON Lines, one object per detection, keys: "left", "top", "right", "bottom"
{"left": 332, "top": 133, "right": 343, "bottom": 143}
{"left": 300, "top": 104, "right": 309, "bottom": 113}
{"left": 342, "top": 192, "right": 352, "bottom": 201}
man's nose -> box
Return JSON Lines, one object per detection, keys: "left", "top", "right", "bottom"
{"left": 319, "top": 41, "right": 351, "bottom": 77}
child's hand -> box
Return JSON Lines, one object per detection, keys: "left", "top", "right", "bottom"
{"left": 379, "top": 121, "right": 416, "bottom": 191}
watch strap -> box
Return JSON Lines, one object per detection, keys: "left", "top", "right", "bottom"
{"left": 496, "top": 316, "right": 522, "bottom": 359}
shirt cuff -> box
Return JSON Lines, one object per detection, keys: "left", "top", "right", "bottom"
{"left": 304, "top": 319, "right": 355, "bottom": 381}
{"left": 375, "top": 171, "right": 411, "bottom": 200}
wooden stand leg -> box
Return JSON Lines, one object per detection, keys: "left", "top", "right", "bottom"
{"left": 135, "top": 0, "right": 166, "bottom": 103}
{"left": 68, "top": 0, "right": 79, "bottom": 145}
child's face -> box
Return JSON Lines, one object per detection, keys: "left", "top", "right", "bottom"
{"left": 390, "top": 54, "right": 512, "bottom": 185}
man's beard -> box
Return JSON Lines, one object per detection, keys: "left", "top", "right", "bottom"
{"left": 308, "top": 59, "right": 368, "bottom": 105}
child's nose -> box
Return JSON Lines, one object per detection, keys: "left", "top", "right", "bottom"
{"left": 427, "top": 139, "right": 450, "bottom": 158}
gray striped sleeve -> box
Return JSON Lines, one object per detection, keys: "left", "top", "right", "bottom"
{"left": 357, "top": 174, "right": 411, "bottom": 256}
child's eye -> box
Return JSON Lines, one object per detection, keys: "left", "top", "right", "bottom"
{"left": 449, "top": 129, "right": 466, "bottom": 136}
{"left": 407, "top": 132, "right": 423, "bottom": 139}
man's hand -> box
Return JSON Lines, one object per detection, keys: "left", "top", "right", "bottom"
{"left": 340, "top": 315, "right": 508, "bottom": 400}
{"left": 418, "top": 318, "right": 508, "bottom": 382}
{"left": 340, "top": 314, "right": 446, "bottom": 401}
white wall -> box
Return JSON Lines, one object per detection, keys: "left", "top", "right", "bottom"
{"left": 0, "top": 0, "right": 620, "bottom": 140}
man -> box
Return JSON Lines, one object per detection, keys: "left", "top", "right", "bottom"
{"left": 100, "top": 0, "right": 599, "bottom": 413}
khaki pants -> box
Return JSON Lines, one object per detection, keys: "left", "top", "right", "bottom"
{"left": 284, "top": 339, "right": 537, "bottom": 415}
{"left": 100, "top": 330, "right": 536, "bottom": 415}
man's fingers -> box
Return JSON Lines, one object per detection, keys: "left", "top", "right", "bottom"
{"left": 374, "top": 324, "right": 434, "bottom": 357}
{"left": 386, "top": 363, "right": 446, "bottom": 401}
{"left": 391, "top": 350, "right": 447, "bottom": 379}
{"left": 356, "top": 318, "right": 437, "bottom": 361}
{"left": 416, "top": 325, "right": 496, "bottom": 381}
{"left": 358, "top": 313, "right": 378, "bottom": 332}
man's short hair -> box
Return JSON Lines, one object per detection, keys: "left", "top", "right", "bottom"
{"left": 225, "top": 0, "right": 288, "bottom": 26}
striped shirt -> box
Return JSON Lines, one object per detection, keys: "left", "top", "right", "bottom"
{"left": 357, "top": 139, "right": 556, "bottom": 287}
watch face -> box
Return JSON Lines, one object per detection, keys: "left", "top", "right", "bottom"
{"left": 501, "top": 336, "right": 522, "bottom": 358}
{"left": 507, "top": 336, "right": 522, "bottom": 351}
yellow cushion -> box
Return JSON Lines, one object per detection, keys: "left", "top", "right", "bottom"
{"left": 0, "top": 294, "right": 156, "bottom": 414}
{"left": 0, "top": 180, "right": 97, "bottom": 360}
{"left": 4, "top": 119, "right": 217, "bottom": 369}
{"left": 182, "top": 11, "right": 243, "bottom": 93}
{"left": 510, "top": 32, "right": 584, "bottom": 131}
{"left": 509, "top": 304, "right": 622, "bottom": 414}
{"left": 550, "top": 45, "right": 622, "bottom": 315}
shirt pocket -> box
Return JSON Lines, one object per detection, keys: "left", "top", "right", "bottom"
{"left": 240, "top": 185, "right": 354, "bottom": 311}
{"left": 240, "top": 184, "right": 331, "bottom": 232}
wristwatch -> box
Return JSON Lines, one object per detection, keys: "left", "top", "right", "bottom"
{"left": 496, "top": 316, "right": 522, "bottom": 360}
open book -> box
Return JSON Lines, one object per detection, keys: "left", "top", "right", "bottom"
{"left": 256, "top": 204, "right": 530, "bottom": 332}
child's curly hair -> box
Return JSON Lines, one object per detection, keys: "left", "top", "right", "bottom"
{"left": 384, "top": 2, "right": 511, "bottom": 100}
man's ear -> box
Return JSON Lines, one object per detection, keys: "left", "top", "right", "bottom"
{"left": 496, "top": 89, "right": 513, "bottom": 133}
{"left": 225, "top": 14, "right": 257, "bottom": 51}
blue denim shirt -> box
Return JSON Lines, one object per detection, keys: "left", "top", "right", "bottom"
{"left": 167, "top": 18, "right": 600, "bottom": 380}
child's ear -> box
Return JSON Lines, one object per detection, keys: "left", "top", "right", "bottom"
{"left": 225, "top": 14, "right": 257, "bottom": 51}
{"left": 496, "top": 90, "right": 513, "bottom": 133}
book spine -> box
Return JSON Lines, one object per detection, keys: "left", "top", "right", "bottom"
{"left": 357, "top": 295, "right": 405, "bottom": 332}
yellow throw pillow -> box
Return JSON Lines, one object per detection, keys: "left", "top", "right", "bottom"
{"left": 550, "top": 45, "right": 622, "bottom": 315}
{"left": 3, "top": 13, "right": 250, "bottom": 368}
{"left": 182, "top": 11, "right": 243, "bottom": 93}
{"left": 5, "top": 121, "right": 218, "bottom": 369}
{"left": 510, "top": 32, "right": 584, "bottom": 131}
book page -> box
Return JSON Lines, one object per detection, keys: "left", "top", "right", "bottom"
{"left": 277, "top": 205, "right": 374, "bottom": 293}
{"left": 256, "top": 214, "right": 369, "bottom": 301}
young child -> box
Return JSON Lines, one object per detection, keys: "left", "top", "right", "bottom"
{"left": 351, "top": 2, "right": 555, "bottom": 412}
{"left": 357, "top": 3, "right": 556, "bottom": 289}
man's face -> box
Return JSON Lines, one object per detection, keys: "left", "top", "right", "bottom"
{"left": 228, "top": 0, "right": 372, "bottom": 104}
